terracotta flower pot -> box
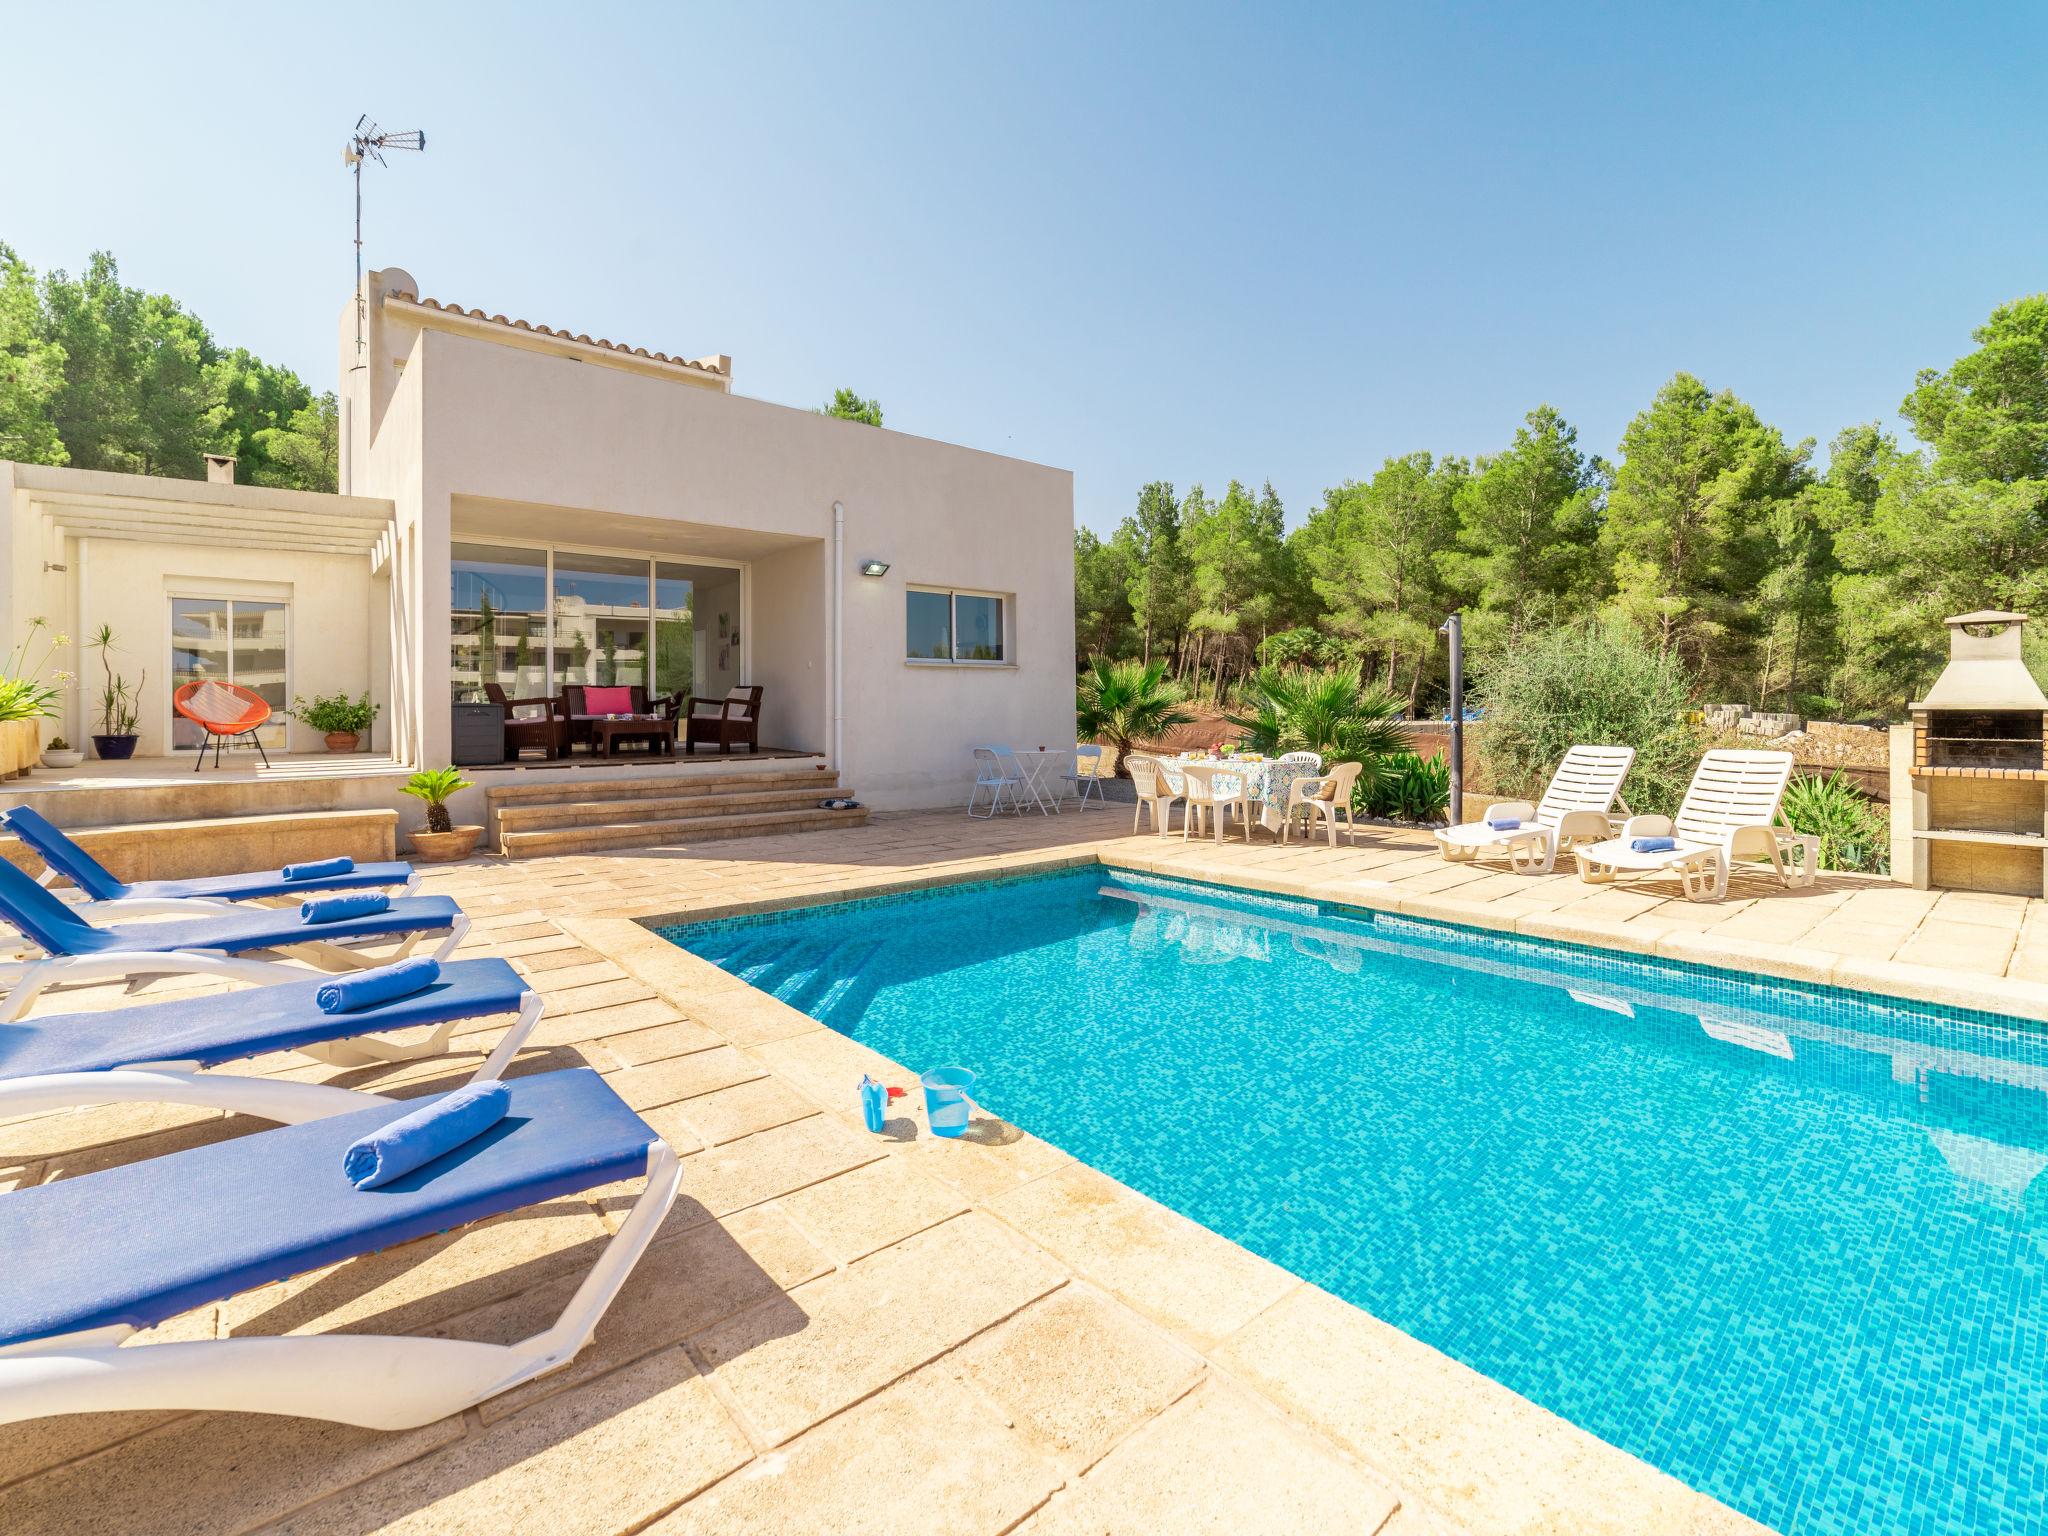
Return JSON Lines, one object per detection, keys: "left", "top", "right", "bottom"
{"left": 409, "top": 825, "right": 483, "bottom": 862}
{"left": 324, "top": 731, "right": 360, "bottom": 753}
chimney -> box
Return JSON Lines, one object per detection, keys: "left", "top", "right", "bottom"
{"left": 204, "top": 453, "right": 237, "bottom": 485}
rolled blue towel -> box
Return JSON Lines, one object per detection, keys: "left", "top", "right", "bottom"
{"left": 1630, "top": 836, "right": 1678, "bottom": 853}
{"left": 1486, "top": 816, "right": 1522, "bottom": 830}
{"left": 343, "top": 1081, "right": 511, "bottom": 1190}
{"left": 283, "top": 856, "right": 356, "bottom": 881}
{"left": 317, "top": 956, "right": 442, "bottom": 1014}
{"left": 300, "top": 891, "right": 391, "bottom": 924}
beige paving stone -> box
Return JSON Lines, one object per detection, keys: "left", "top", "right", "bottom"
{"left": 745, "top": 1026, "right": 906, "bottom": 1106}
{"left": 509, "top": 941, "right": 604, "bottom": 971}
{"left": 673, "top": 1074, "right": 821, "bottom": 1145}
{"left": 0, "top": 1409, "right": 182, "bottom": 1492}
{"left": 882, "top": 1105, "right": 1076, "bottom": 1203}
{"left": 688, "top": 988, "right": 827, "bottom": 1047}
{"left": 1892, "top": 919, "right": 2017, "bottom": 975}
{"left": 1652, "top": 929, "right": 1840, "bottom": 984}
{"left": 600, "top": 1016, "right": 728, "bottom": 1065}
{"left": 989, "top": 1163, "right": 1297, "bottom": 1351}
{"left": 537, "top": 977, "right": 661, "bottom": 1015}
{"left": 1015, "top": 1379, "right": 1399, "bottom": 1536}
{"left": 221, "top": 1196, "right": 612, "bottom": 1340}
{"left": 272, "top": 1349, "right": 751, "bottom": 1536}
{"left": 0, "top": 1401, "right": 462, "bottom": 1536}
{"left": 429, "top": 1205, "right": 830, "bottom": 1424}
{"left": 649, "top": 1367, "right": 1062, "bottom": 1536}
{"left": 631, "top": 1113, "right": 886, "bottom": 1231}
{"left": 1214, "top": 1284, "right": 1770, "bottom": 1536}
{"left": 0, "top": 1098, "right": 223, "bottom": 1164}
{"left": 607, "top": 1045, "right": 767, "bottom": 1110}
{"left": 690, "top": 1213, "right": 1066, "bottom": 1446}
{"left": 956, "top": 1283, "right": 1205, "bottom": 1469}
{"left": 776, "top": 1154, "right": 970, "bottom": 1263}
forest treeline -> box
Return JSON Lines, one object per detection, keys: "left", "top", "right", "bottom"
{"left": 1075, "top": 295, "right": 2048, "bottom": 717}
{"left": 0, "top": 242, "right": 337, "bottom": 490}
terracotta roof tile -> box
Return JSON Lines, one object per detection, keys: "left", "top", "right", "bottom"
{"left": 384, "top": 291, "right": 729, "bottom": 377}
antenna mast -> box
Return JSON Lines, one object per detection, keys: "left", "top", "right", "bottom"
{"left": 344, "top": 115, "right": 426, "bottom": 375}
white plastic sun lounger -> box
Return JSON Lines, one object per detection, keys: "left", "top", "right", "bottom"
{"left": 0, "top": 857, "right": 469, "bottom": 1021}
{"left": 0, "top": 958, "right": 539, "bottom": 1123}
{"left": 1435, "top": 744, "right": 1636, "bottom": 873}
{"left": 0, "top": 1067, "right": 679, "bottom": 1430}
{"left": 1573, "top": 749, "right": 1818, "bottom": 901}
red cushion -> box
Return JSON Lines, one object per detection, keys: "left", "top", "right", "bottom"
{"left": 583, "top": 686, "right": 633, "bottom": 713}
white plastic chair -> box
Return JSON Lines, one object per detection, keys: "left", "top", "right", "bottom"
{"left": 967, "top": 747, "right": 1022, "bottom": 819}
{"left": 1180, "top": 762, "right": 1252, "bottom": 844}
{"left": 1062, "top": 744, "right": 1106, "bottom": 810}
{"left": 1282, "top": 759, "right": 1364, "bottom": 847}
{"left": 1127, "top": 754, "right": 1182, "bottom": 836}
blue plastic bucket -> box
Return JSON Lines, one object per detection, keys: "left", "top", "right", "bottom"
{"left": 920, "top": 1066, "right": 977, "bottom": 1138}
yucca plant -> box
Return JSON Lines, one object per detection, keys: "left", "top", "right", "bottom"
{"left": 1780, "top": 771, "right": 1890, "bottom": 875}
{"left": 1226, "top": 665, "right": 1407, "bottom": 798}
{"left": 1076, "top": 657, "right": 1196, "bottom": 777}
{"left": 400, "top": 766, "right": 474, "bottom": 833}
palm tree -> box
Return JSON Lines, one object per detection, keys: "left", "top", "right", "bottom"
{"left": 1076, "top": 656, "right": 1196, "bottom": 778}
{"left": 1227, "top": 665, "right": 1407, "bottom": 795}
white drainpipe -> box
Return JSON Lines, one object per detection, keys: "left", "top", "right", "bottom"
{"left": 832, "top": 500, "right": 846, "bottom": 775}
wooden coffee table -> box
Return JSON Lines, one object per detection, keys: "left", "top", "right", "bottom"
{"left": 593, "top": 716, "right": 678, "bottom": 757}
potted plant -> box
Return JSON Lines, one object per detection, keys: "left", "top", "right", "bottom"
{"left": 401, "top": 766, "right": 482, "bottom": 860}
{"left": 1, "top": 619, "right": 68, "bottom": 777}
{"left": 40, "top": 736, "right": 83, "bottom": 770}
{"left": 290, "top": 690, "right": 380, "bottom": 753}
{"left": 87, "top": 625, "right": 144, "bottom": 761}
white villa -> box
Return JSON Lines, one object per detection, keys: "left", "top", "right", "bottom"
{"left": 0, "top": 266, "right": 1074, "bottom": 850}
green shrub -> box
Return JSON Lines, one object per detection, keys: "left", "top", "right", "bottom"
{"left": 1360, "top": 751, "right": 1450, "bottom": 822}
{"left": 1472, "top": 620, "right": 1705, "bottom": 817}
{"left": 1226, "top": 666, "right": 1406, "bottom": 768}
{"left": 1781, "top": 771, "right": 1890, "bottom": 875}
{"left": 400, "top": 766, "right": 474, "bottom": 833}
{"left": 289, "top": 690, "right": 380, "bottom": 734}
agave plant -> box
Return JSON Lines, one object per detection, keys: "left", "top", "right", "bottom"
{"left": 1226, "top": 666, "right": 1407, "bottom": 796}
{"left": 1075, "top": 657, "right": 1196, "bottom": 778}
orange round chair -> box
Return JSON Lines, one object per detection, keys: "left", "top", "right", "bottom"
{"left": 173, "top": 679, "right": 274, "bottom": 771}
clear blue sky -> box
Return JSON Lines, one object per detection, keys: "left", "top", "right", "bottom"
{"left": 3, "top": 2, "right": 2042, "bottom": 532}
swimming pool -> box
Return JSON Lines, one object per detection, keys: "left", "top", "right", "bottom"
{"left": 665, "top": 866, "right": 2048, "bottom": 1536}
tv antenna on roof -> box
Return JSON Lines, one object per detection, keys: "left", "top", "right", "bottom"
{"left": 344, "top": 115, "right": 426, "bottom": 375}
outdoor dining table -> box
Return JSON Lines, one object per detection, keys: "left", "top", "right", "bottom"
{"left": 1157, "top": 754, "right": 1320, "bottom": 836}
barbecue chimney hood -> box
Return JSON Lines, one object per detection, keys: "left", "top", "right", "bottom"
{"left": 1915, "top": 611, "right": 2048, "bottom": 712}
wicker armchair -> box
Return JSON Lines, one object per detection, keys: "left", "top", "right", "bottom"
{"left": 684, "top": 686, "right": 762, "bottom": 755}
{"left": 485, "top": 684, "right": 568, "bottom": 761}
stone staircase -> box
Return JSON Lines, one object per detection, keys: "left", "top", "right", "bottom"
{"left": 488, "top": 763, "right": 867, "bottom": 858}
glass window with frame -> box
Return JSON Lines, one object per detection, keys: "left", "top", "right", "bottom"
{"left": 451, "top": 543, "right": 548, "bottom": 703}
{"left": 906, "top": 588, "right": 1007, "bottom": 663}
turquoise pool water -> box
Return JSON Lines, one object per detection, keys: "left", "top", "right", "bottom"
{"left": 665, "top": 868, "right": 2048, "bottom": 1536}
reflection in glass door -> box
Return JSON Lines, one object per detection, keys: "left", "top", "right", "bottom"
{"left": 169, "top": 598, "right": 289, "bottom": 750}
{"left": 552, "top": 551, "right": 649, "bottom": 692}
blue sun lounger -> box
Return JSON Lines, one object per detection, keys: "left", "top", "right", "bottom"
{"left": 0, "top": 957, "right": 540, "bottom": 1123}
{"left": 2, "top": 805, "right": 417, "bottom": 916}
{"left": 0, "top": 858, "right": 470, "bottom": 1020}
{"left": 0, "top": 1068, "right": 680, "bottom": 1430}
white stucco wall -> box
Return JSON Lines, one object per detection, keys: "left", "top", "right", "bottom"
{"left": 348, "top": 274, "right": 1074, "bottom": 810}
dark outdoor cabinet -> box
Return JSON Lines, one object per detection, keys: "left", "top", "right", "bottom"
{"left": 451, "top": 703, "right": 504, "bottom": 767}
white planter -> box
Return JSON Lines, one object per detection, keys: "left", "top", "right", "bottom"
{"left": 40, "top": 749, "right": 84, "bottom": 769}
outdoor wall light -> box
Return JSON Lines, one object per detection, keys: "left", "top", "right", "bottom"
{"left": 859, "top": 558, "right": 891, "bottom": 577}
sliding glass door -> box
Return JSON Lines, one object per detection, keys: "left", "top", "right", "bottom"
{"left": 449, "top": 543, "right": 742, "bottom": 704}
{"left": 169, "top": 597, "right": 289, "bottom": 750}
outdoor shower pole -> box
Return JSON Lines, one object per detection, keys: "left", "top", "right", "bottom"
{"left": 1441, "top": 612, "right": 1464, "bottom": 825}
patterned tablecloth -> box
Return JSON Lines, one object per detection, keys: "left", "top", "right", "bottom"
{"left": 1157, "top": 755, "right": 1321, "bottom": 832}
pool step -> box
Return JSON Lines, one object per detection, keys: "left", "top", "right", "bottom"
{"left": 489, "top": 768, "right": 867, "bottom": 857}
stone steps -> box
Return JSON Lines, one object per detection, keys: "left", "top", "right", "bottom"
{"left": 487, "top": 764, "right": 866, "bottom": 857}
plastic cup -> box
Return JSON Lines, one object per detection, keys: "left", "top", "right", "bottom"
{"left": 858, "top": 1075, "right": 887, "bottom": 1134}
{"left": 920, "top": 1066, "right": 977, "bottom": 1138}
